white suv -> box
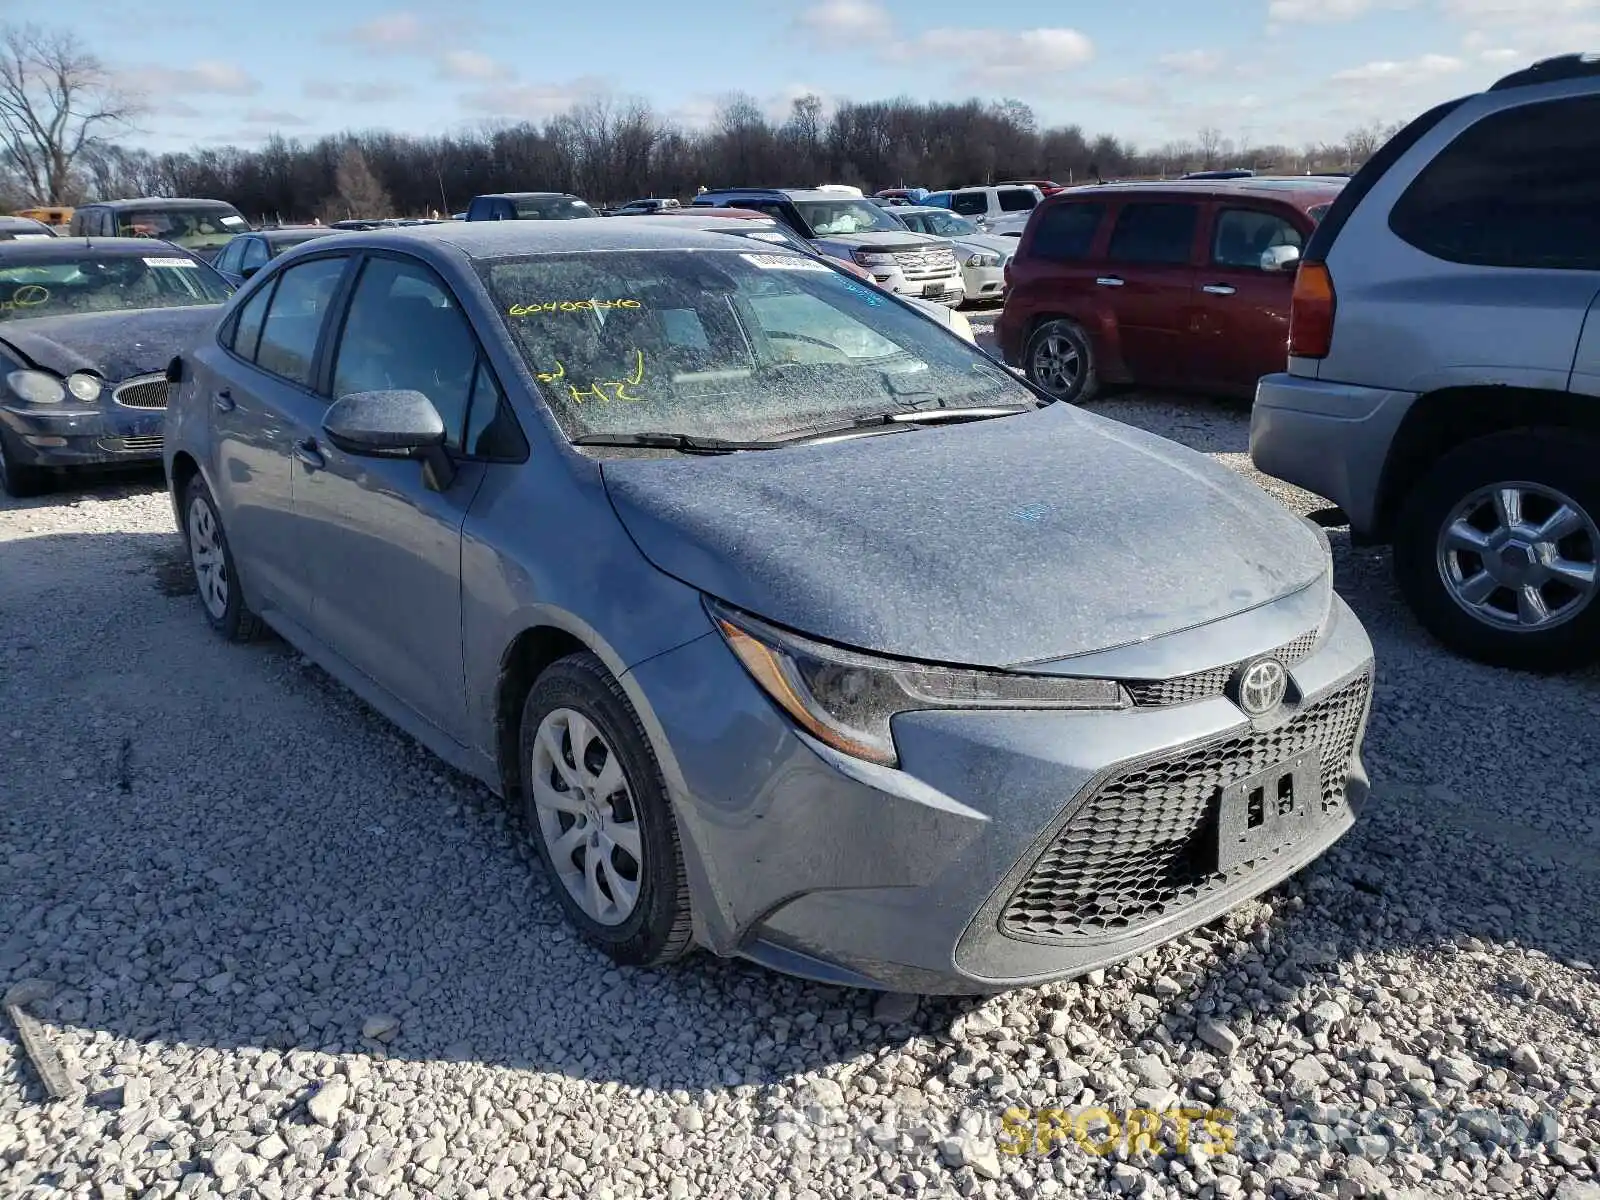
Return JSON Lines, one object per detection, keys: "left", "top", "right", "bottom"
{"left": 922, "top": 185, "right": 1043, "bottom": 236}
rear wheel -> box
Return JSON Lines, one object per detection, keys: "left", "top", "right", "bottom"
{"left": 1394, "top": 431, "right": 1600, "bottom": 670}
{"left": 183, "top": 475, "right": 263, "bottom": 642}
{"left": 0, "top": 431, "right": 48, "bottom": 498}
{"left": 518, "top": 652, "right": 693, "bottom": 966}
{"left": 1024, "top": 318, "right": 1098, "bottom": 403}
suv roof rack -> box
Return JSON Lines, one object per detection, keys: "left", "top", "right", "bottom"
{"left": 1489, "top": 52, "right": 1600, "bottom": 91}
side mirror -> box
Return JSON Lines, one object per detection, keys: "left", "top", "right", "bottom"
{"left": 322, "top": 390, "right": 456, "bottom": 490}
{"left": 239, "top": 263, "right": 260, "bottom": 279}
{"left": 1261, "top": 244, "right": 1302, "bottom": 273}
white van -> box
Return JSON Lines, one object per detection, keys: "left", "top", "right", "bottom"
{"left": 921, "top": 184, "right": 1043, "bottom": 235}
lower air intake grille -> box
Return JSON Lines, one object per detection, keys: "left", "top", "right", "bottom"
{"left": 1001, "top": 673, "right": 1370, "bottom": 941}
{"left": 99, "top": 435, "right": 163, "bottom": 454}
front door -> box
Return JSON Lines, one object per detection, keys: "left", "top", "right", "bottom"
{"left": 1188, "top": 203, "right": 1305, "bottom": 395}
{"left": 1096, "top": 200, "right": 1200, "bottom": 387}
{"left": 206, "top": 254, "right": 352, "bottom": 625}
{"left": 295, "top": 253, "right": 493, "bottom": 743}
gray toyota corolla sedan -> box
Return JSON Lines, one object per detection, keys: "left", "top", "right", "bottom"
{"left": 163, "top": 221, "right": 1374, "bottom": 993}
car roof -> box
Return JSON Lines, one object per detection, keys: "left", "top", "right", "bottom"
{"left": 1051, "top": 176, "right": 1345, "bottom": 210}
{"left": 260, "top": 227, "right": 339, "bottom": 243}
{"left": 654, "top": 207, "right": 776, "bottom": 221}
{"left": 85, "top": 197, "right": 241, "bottom": 210}
{"left": 0, "top": 215, "right": 51, "bottom": 229}
{"left": 0, "top": 236, "right": 206, "bottom": 258}
{"left": 892, "top": 206, "right": 962, "bottom": 216}
{"left": 296, "top": 219, "right": 814, "bottom": 261}
{"left": 473, "top": 192, "right": 582, "bottom": 201}
{"left": 699, "top": 188, "right": 866, "bottom": 203}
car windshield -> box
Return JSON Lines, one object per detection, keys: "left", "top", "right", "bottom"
{"left": 514, "top": 196, "right": 595, "bottom": 219}
{"left": 483, "top": 248, "right": 1029, "bottom": 443}
{"left": 114, "top": 206, "right": 248, "bottom": 251}
{"left": 791, "top": 199, "right": 904, "bottom": 236}
{"left": 0, "top": 253, "right": 231, "bottom": 320}
{"left": 914, "top": 211, "right": 980, "bottom": 237}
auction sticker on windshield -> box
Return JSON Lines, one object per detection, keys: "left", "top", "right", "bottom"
{"left": 221, "top": 215, "right": 248, "bottom": 228}
{"left": 144, "top": 258, "right": 200, "bottom": 268}
{"left": 740, "top": 253, "right": 830, "bottom": 272}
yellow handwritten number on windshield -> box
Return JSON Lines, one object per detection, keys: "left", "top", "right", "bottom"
{"left": 509, "top": 299, "right": 642, "bottom": 317}
{"left": 1, "top": 284, "right": 49, "bottom": 311}
{"left": 538, "top": 350, "right": 648, "bottom": 404}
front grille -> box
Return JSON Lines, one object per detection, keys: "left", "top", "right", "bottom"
{"left": 1001, "top": 673, "right": 1370, "bottom": 941}
{"left": 99, "top": 435, "right": 163, "bottom": 454}
{"left": 1124, "top": 629, "right": 1320, "bottom": 708}
{"left": 894, "top": 247, "right": 958, "bottom": 281}
{"left": 113, "top": 375, "right": 169, "bottom": 409}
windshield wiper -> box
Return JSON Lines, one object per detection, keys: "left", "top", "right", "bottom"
{"left": 571, "top": 431, "right": 780, "bottom": 455}
{"left": 775, "top": 404, "right": 1035, "bottom": 445}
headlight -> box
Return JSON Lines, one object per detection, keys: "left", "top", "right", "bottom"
{"left": 965, "top": 252, "right": 1002, "bottom": 268}
{"left": 66, "top": 372, "right": 102, "bottom": 402}
{"left": 7, "top": 369, "right": 64, "bottom": 405}
{"left": 711, "top": 601, "right": 1128, "bottom": 766}
{"left": 852, "top": 249, "right": 898, "bottom": 268}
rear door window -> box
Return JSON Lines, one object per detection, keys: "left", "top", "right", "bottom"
{"left": 253, "top": 256, "right": 348, "bottom": 387}
{"left": 240, "top": 238, "right": 270, "bottom": 274}
{"left": 1388, "top": 94, "right": 1600, "bottom": 270}
{"left": 997, "top": 188, "right": 1038, "bottom": 213}
{"left": 1107, "top": 203, "right": 1199, "bottom": 265}
{"left": 227, "top": 282, "right": 273, "bottom": 360}
{"left": 950, "top": 191, "right": 989, "bottom": 218}
{"left": 1029, "top": 203, "right": 1105, "bottom": 261}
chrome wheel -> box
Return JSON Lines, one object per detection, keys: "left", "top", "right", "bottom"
{"left": 1437, "top": 481, "right": 1598, "bottom": 632}
{"left": 188, "top": 495, "right": 229, "bottom": 619}
{"left": 1031, "top": 331, "right": 1082, "bottom": 396}
{"left": 529, "top": 707, "right": 642, "bottom": 927}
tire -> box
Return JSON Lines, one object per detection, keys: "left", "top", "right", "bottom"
{"left": 1023, "top": 318, "right": 1099, "bottom": 403}
{"left": 1393, "top": 430, "right": 1600, "bottom": 671}
{"left": 0, "top": 430, "right": 49, "bottom": 498}
{"left": 182, "top": 474, "right": 263, "bottom": 642}
{"left": 518, "top": 652, "right": 693, "bottom": 967}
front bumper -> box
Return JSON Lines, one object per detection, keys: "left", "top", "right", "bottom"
{"left": 626, "top": 592, "right": 1374, "bottom": 993}
{"left": 870, "top": 270, "right": 965, "bottom": 307}
{"left": 0, "top": 402, "right": 164, "bottom": 467}
{"left": 1251, "top": 373, "right": 1417, "bottom": 538}
{"left": 960, "top": 263, "right": 1007, "bottom": 302}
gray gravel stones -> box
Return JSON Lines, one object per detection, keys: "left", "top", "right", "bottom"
{"left": 6, "top": 416, "right": 1600, "bottom": 1199}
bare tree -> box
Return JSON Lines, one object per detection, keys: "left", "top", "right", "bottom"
{"left": 1196, "top": 126, "right": 1223, "bottom": 170}
{"left": 318, "top": 144, "right": 391, "bottom": 220}
{"left": 0, "top": 24, "right": 139, "bottom": 203}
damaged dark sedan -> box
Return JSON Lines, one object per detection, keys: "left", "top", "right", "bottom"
{"left": 0, "top": 238, "right": 232, "bottom": 496}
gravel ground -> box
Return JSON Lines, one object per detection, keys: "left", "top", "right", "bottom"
{"left": 4, "top": 370, "right": 1600, "bottom": 1200}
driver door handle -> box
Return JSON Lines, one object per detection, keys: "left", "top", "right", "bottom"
{"left": 1095, "top": 276, "right": 1125, "bottom": 287}
{"left": 292, "top": 438, "right": 324, "bottom": 470}
{"left": 1202, "top": 284, "right": 1237, "bottom": 296}
{"left": 212, "top": 388, "right": 234, "bottom": 413}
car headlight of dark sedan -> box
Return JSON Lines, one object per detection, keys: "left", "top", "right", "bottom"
{"left": 709, "top": 600, "right": 1129, "bottom": 766}
{"left": 6, "top": 369, "right": 102, "bottom": 405}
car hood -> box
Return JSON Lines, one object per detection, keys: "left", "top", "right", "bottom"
{"left": 815, "top": 232, "right": 950, "bottom": 254}
{"left": 601, "top": 403, "right": 1328, "bottom": 667}
{"left": 0, "top": 306, "right": 221, "bottom": 382}
{"left": 954, "top": 233, "right": 1018, "bottom": 258}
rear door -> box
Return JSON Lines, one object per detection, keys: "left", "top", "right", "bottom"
{"left": 1001, "top": 199, "right": 1107, "bottom": 364}
{"left": 206, "top": 253, "right": 354, "bottom": 626}
{"left": 1095, "top": 200, "right": 1201, "bottom": 386}
{"left": 1189, "top": 202, "right": 1308, "bottom": 395}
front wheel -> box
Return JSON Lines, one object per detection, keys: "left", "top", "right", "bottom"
{"left": 1023, "top": 318, "right": 1098, "bottom": 403}
{"left": 1394, "top": 430, "right": 1600, "bottom": 670}
{"left": 0, "top": 431, "right": 48, "bottom": 498}
{"left": 518, "top": 653, "right": 693, "bottom": 967}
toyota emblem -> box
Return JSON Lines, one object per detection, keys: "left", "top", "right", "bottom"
{"left": 1235, "top": 658, "right": 1288, "bottom": 716}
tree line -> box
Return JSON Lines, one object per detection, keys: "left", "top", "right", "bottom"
{"left": 0, "top": 23, "right": 1400, "bottom": 222}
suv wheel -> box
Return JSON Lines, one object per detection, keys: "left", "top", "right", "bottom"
{"left": 1394, "top": 431, "right": 1600, "bottom": 670}
{"left": 518, "top": 652, "right": 693, "bottom": 967}
{"left": 1024, "top": 319, "right": 1098, "bottom": 403}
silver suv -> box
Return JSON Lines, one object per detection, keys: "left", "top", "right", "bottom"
{"left": 1251, "top": 54, "right": 1600, "bottom": 671}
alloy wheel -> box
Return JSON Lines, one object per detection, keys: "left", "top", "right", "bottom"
{"left": 529, "top": 707, "right": 643, "bottom": 927}
{"left": 188, "top": 495, "right": 230, "bottom": 620}
{"left": 1436, "top": 481, "right": 1598, "bottom": 632}
{"left": 1032, "top": 331, "right": 1082, "bottom": 396}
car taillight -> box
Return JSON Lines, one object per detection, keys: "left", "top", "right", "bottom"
{"left": 1288, "top": 261, "right": 1336, "bottom": 358}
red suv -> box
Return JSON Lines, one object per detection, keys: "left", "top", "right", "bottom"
{"left": 997, "top": 178, "right": 1343, "bottom": 402}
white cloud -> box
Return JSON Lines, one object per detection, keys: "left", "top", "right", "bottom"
{"left": 438, "top": 50, "right": 509, "bottom": 81}
{"left": 892, "top": 27, "right": 1094, "bottom": 87}
{"left": 1159, "top": 49, "right": 1226, "bottom": 74}
{"left": 242, "top": 108, "right": 311, "bottom": 127}
{"left": 119, "top": 61, "right": 260, "bottom": 99}
{"left": 1269, "top": 0, "right": 1414, "bottom": 21}
{"left": 1330, "top": 52, "right": 1465, "bottom": 83}
{"left": 341, "top": 12, "right": 427, "bottom": 49}
{"left": 793, "top": 0, "right": 892, "bottom": 42}
{"left": 303, "top": 80, "right": 408, "bottom": 104}
{"left": 459, "top": 78, "right": 608, "bottom": 120}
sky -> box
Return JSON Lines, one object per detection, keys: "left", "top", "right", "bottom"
{"left": 22, "top": 0, "right": 1600, "bottom": 154}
